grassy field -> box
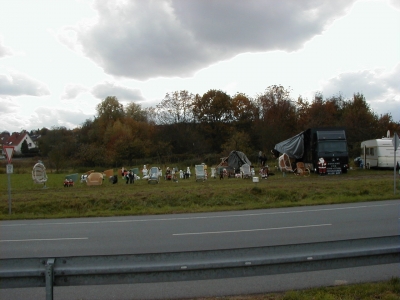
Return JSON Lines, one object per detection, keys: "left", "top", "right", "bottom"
{"left": 0, "top": 167, "right": 399, "bottom": 220}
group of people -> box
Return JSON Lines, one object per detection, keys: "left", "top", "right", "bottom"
{"left": 119, "top": 161, "right": 272, "bottom": 183}
{"left": 164, "top": 166, "right": 192, "bottom": 180}
{"left": 120, "top": 165, "right": 193, "bottom": 183}
{"left": 121, "top": 168, "right": 135, "bottom": 184}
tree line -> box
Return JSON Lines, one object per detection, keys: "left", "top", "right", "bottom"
{"left": 32, "top": 85, "right": 399, "bottom": 171}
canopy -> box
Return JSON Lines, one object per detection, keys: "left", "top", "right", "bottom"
{"left": 274, "top": 131, "right": 305, "bottom": 159}
{"left": 226, "top": 150, "right": 252, "bottom": 170}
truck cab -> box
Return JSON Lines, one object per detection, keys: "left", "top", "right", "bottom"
{"left": 307, "top": 128, "right": 349, "bottom": 174}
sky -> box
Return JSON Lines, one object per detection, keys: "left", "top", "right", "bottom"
{"left": 0, "top": 0, "right": 399, "bottom": 133}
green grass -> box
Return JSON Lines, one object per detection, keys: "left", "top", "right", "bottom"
{"left": 0, "top": 168, "right": 399, "bottom": 220}
{"left": 189, "top": 278, "right": 400, "bottom": 299}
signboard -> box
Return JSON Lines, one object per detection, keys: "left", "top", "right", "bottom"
{"left": 3, "top": 146, "right": 14, "bottom": 164}
{"left": 6, "top": 164, "right": 13, "bottom": 174}
{"left": 392, "top": 133, "right": 399, "bottom": 150}
{"left": 393, "top": 133, "right": 399, "bottom": 195}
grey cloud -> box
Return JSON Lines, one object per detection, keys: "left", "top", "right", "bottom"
{"left": 389, "top": 0, "right": 400, "bottom": 10}
{"left": 321, "top": 70, "right": 388, "bottom": 99}
{"left": 0, "top": 73, "right": 50, "bottom": 96}
{"left": 61, "top": 84, "right": 88, "bottom": 100}
{"left": 321, "top": 65, "right": 400, "bottom": 100}
{"left": 320, "top": 65, "right": 400, "bottom": 121}
{"left": 383, "top": 63, "right": 400, "bottom": 91}
{"left": 375, "top": 99, "right": 400, "bottom": 122}
{"left": 71, "top": 0, "right": 356, "bottom": 80}
{"left": 172, "top": 0, "right": 350, "bottom": 51}
{"left": 91, "top": 82, "right": 144, "bottom": 101}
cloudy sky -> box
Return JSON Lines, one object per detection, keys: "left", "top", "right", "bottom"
{"left": 0, "top": 0, "right": 399, "bottom": 133}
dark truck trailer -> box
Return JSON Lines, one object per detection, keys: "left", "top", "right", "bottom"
{"left": 274, "top": 127, "right": 349, "bottom": 174}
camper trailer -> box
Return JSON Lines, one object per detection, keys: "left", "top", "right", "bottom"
{"left": 361, "top": 136, "right": 400, "bottom": 169}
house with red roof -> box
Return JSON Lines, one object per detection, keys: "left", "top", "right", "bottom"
{"left": 1, "top": 131, "right": 37, "bottom": 155}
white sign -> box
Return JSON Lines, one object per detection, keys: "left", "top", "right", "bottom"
{"left": 6, "top": 164, "right": 13, "bottom": 174}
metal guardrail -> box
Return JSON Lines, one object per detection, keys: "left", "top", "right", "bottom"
{"left": 1, "top": 235, "right": 399, "bottom": 300}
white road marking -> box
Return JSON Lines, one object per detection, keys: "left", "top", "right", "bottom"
{"left": 0, "top": 237, "right": 88, "bottom": 243}
{"left": 0, "top": 202, "right": 398, "bottom": 227}
{"left": 173, "top": 223, "right": 332, "bottom": 236}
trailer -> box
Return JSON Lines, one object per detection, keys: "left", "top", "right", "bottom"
{"left": 361, "top": 137, "right": 400, "bottom": 169}
{"left": 274, "top": 127, "right": 349, "bottom": 174}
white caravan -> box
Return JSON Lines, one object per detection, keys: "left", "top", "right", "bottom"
{"left": 361, "top": 135, "right": 400, "bottom": 169}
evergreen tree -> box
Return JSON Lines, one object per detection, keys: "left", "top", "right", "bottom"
{"left": 21, "top": 140, "right": 29, "bottom": 154}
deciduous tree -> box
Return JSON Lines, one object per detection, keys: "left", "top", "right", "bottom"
{"left": 192, "top": 90, "right": 233, "bottom": 153}
{"left": 156, "top": 90, "right": 194, "bottom": 125}
{"left": 125, "top": 102, "right": 148, "bottom": 123}
{"left": 155, "top": 90, "right": 197, "bottom": 154}
{"left": 306, "top": 93, "right": 343, "bottom": 128}
{"left": 38, "top": 127, "right": 77, "bottom": 171}
{"left": 96, "top": 96, "right": 125, "bottom": 137}
{"left": 231, "top": 93, "right": 256, "bottom": 132}
{"left": 341, "top": 93, "right": 378, "bottom": 157}
{"left": 254, "top": 85, "right": 297, "bottom": 152}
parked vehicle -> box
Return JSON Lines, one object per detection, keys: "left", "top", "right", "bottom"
{"left": 361, "top": 133, "right": 400, "bottom": 169}
{"left": 274, "top": 127, "right": 349, "bottom": 174}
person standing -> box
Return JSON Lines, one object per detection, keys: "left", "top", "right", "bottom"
{"left": 262, "top": 153, "right": 267, "bottom": 167}
{"left": 124, "top": 170, "right": 129, "bottom": 184}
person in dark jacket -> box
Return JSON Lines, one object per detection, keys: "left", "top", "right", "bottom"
{"left": 124, "top": 170, "right": 129, "bottom": 184}
{"left": 261, "top": 153, "right": 267, "bottom": 167}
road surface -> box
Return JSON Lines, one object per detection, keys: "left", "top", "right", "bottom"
{"left": 1, "top": 200, "right": 399, "bottom": 299}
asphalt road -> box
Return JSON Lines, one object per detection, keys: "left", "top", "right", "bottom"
{"left": 1, "top": 200, "right": 399, "bottom": 299}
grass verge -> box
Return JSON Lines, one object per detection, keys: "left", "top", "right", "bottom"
{"left": 189, "top": 278, "right": 400, "bottom": 300}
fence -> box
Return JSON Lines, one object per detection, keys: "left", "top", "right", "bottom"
{"left": 1, "top": 235, "right": 399, "bottom": 300}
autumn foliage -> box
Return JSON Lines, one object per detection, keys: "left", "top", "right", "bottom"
{"left": 35, "top": 86, "right": 399, "bottom": 168}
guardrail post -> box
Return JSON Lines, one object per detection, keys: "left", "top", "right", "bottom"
{"left": 45, "top": 259, "right": 55, "bottom": 300}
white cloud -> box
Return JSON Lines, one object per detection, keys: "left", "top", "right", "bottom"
{"left": 0, "top": 98, "right": 28, "bottom": 132}
{"left": 0, "top": 72, "right": 50, "bottom": 96}
{"left": 0, "top": 115, "right": 29, "bottom": 133}
{"left": 91, "top": 81, "right": 144, "bottom": 101}
{"left": 0, "top": 37, "right": 13, "bottom": 58}
{"left": 63, "top": 0, "right": 357, "bottom": 80}
{"left": 0, "top": 97, "right": 19, "bottom": 114}
{"left": 28, "top": 107, "right": 94, "bottom": 130}
{"left": 61, "top": 84, "right": 88, "bottom": 100}
{"left": 56, "top": 27, "right": 86, "bottom": 55}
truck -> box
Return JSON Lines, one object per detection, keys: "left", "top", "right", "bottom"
{"left": 274, "top": 127, "right": 349, "bottom": 174}
{"left": 360, "top": 133, "right": 400, "bottom": 169}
